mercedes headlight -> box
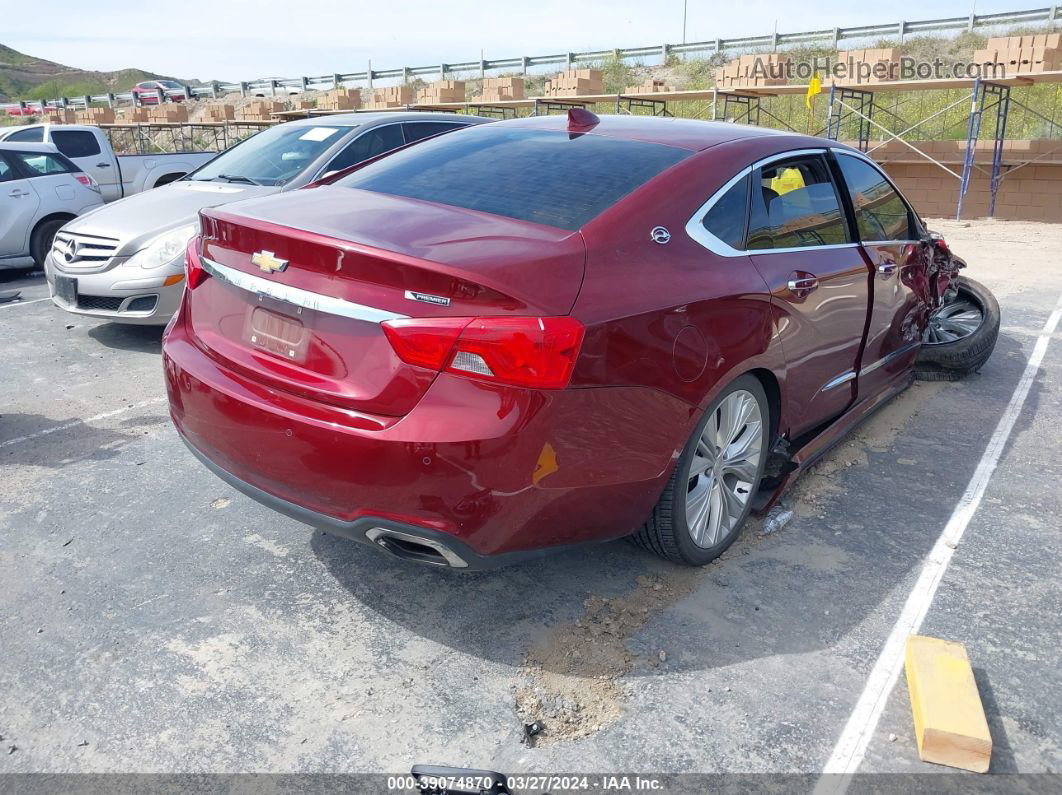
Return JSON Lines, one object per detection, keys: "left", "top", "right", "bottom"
{"left": 127, "top": 225, "right": 196, "bottom": 270}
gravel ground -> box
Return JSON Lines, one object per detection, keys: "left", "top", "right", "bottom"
{"left": 0, "top": 218, "right": 1060, "bottom": 787}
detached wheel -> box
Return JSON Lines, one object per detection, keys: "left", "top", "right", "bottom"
{"left": 633, "top": 374, "right": 769, "bottom": 566}
{"left": 915, "top": 276, "right": 1000, "bottom": 381}
{"left": 31, "top": 218, "right": 65, "bottom": 269}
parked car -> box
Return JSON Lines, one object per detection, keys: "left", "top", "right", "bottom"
{"left": 132, "top": 80, "right": 187, "bottom": 105}
{"left": 43, "top": 112, "right": 489, "bottom": 325}
{"left": 3, "top": 103, "right": 57, "bottom": 117}
{"left": 0, "top": 124, "right": 216, "bottom": 202}
{"left": 0, "top": 142, "right": 103, "bottom": 270}
{"left": 163, "top": 112, "right": 998, "bottom": 570}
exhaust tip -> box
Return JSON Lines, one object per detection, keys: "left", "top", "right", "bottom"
{"left": 365, "top": 527, "right": 468, "bottom": 568}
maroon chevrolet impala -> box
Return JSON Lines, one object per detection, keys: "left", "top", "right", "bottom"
{"left": 163, "top": 111, "right": 994, "bottom": 569}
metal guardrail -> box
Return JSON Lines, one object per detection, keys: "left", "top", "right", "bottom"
{"left": 3, "top": 5, "right": 1061, "bottom": 112}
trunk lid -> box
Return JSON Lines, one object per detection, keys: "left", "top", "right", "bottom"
{"left": 190, "top": 186, "right": 586, "bottom": 416}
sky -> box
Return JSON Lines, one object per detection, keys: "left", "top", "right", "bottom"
{"left": 2, "top": 0, "right": 1042, "bottom": 83}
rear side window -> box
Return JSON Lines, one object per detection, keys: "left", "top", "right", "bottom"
{"left": 747, "top": 155, "right": 849, "bottom": 250}
{"left": 836, "top": 154, "right": 915, "bottom": 242}
{"left": 10, "top": 151, "right": 76, "bottom": 177}
{"left": 326, "top": 124, "right": 405, "bottom": 173}
{"left": 5, "top": 127, "right": 43, "bottom": 143}
{"left": 0, "top": 155, "right": 15, "bottom": 182}
{"left": 702, "top": 173, "right": 749, "bottom": 249}
{"left": 337, "top": 128, "right": 689, "bottom": 230}
{"left": 403, "top": 121, "right": 468, "bottom": 143}
{"left": 51, "top": 130, "right": 102, "bottom": 158}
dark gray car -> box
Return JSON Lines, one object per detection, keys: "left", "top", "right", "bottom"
{"left": 45, "top": 112, "right": 491, "bottom": 325}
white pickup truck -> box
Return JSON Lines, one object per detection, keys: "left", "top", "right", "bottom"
{"left": 0, "top": 124, "right": 217, "bottom": 202}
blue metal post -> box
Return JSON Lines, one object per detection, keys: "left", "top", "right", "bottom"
{"left": 957, "top": 78, "right": 982, "bottom": 221}
{"left": 988, "top": 85, "right": 1010, "bottom": 218}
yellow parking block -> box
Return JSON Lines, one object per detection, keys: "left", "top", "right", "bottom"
{"left": 904, "top": 635, "right": 992, "bottom": 772}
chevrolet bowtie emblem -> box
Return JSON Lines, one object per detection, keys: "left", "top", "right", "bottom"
{"left": 251, "top": 250, "right": 288, "bottom": 274}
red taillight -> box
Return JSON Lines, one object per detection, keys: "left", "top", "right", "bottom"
{"left": 185, "top": 236, "right": 209, "bottom": 289}
{"left": 381, "top": 317, "right": 470, "bottom": 370}
{"left": 383, "top": 316, "right": 585, "bottom": 390}
{"left": 73, "top": 173, "right": 99, "bottom": 192}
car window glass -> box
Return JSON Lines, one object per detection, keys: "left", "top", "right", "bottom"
{"left": 337, "top": 128, "right": 689, "bottom": 231}
{"left": 747, "top": 155, "right": 849, "bottom": 250}
{"left": 190, "top": 124, "right": 354, "bottom": 186}
{"left": 11, "top": 151, "right": 74, "bottom": 176}
{"left": 403, "top": 121, "right": 467, "bottom": 144}
{"left": 702, "top": 173, "right": 749, "bottom": 249}
{"left": 837, "top": 154, "right": 914, "bottom": 241}
{"left": 0, "top": 155, "right": 14, "bottom": 182}
{"left": 327, "top": 124, "right": 405, "bottom": 173}
{"left": 5, "top": 127, "right": 44, "bottom": 143}
{"left": 51, "top": 130, "right": 102, "bottom": 158}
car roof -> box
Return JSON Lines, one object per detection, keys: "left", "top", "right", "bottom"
{"left": 283, "top": 111, "right": 492, "bottom": 128}
{"left": 494, "top": 113, "right": 831, "bottom": 152}
{"left": 0, "top": 141, "right": 60, "bottom": 154}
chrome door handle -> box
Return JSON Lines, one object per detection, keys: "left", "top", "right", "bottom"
{"left": 787, "top": 277, "right": 819, "bottom": 291}
{"left": 878, "top": 262, "right": 898, "bottom": 275}
{"left": 95, "top": 163, "right": 111, "bottom": 168}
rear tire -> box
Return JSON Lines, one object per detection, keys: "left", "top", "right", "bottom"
{"left": 915, "top": 276, "right": 999, "bottom": 381}
{"left": 632, "top": 374, "right": 770, "bottom": 566}
{"left": 30, "top": 218, "right": 65, "bottom": 269}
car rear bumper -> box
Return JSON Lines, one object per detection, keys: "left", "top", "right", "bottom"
{"left": 46, "top": 251, "right": 183, "bottom": 325}
{"left": 181, "top": 436, "right": 598, "bottom": 570}
{"left": 163, "top": 312, "right": 694, "bottom": 563}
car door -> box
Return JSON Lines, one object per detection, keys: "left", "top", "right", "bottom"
{"left": 0, "top": 152, "right": 41, "bottom": 258}
{"left": 834, "top": 151, "right": 931, "bottom": 396}
{"left": 744, "top": 151, "right": 871, "bottom": 437}
{"left": 50, "top": 129, "right": 119, "bottom": 201}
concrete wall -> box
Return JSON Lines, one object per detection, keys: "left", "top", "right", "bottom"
{"left": 866, "top": 140, "right": 1062, "bottom": 222}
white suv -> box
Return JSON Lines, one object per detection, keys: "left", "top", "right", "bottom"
{"left": 0, "top": 142, "right": 103, "bottom": 271}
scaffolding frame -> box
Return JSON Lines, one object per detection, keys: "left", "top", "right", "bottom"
{"left": 824, "top": 79, "right": 1025, "bottom": 220}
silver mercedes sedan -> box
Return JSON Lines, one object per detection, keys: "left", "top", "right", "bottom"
{"left": 44, "top": 112, "right": 490, "bottom": 325}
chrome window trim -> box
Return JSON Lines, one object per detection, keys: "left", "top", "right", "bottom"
{"left": 747, "top": 242, "right": 860, "bottom": 256}
{"left": 684, "top": 166, "right": 752, "bottom": 258}
{"left": 200, "top": 255, "right": 408, "bottom": 324}
{"left": 686, "top": 148, "right": 853, "bottom": 258}
{"left": 860, "top": 240, "right": 923, "bottom": 246}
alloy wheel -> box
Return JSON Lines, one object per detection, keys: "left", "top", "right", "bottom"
{"left": 685, "top": 389, "right": 763, "bottom": 548}
{"left": 924, "top": 295, "right": 983, "bottom": 345}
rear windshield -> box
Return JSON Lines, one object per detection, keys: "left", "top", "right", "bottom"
{"left": 335, "top": 128, "right": 689, "bottom": 230}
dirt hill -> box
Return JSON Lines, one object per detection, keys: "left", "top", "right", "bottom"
{"left": 0, "top": 42, "right": 194, "bottom": 102}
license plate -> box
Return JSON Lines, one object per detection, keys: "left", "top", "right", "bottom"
{"left": 55, "top": 275, "right": 77, "bottom": 305}
{"left": 245, "top": 306, "right": 308, "bottom": 362}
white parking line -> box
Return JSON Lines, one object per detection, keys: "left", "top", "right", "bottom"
{"left": 0, "top": 397, "right": 167, "bottom": 450}
{"left": 0, "top": 297, "right": 50, "bottom": 310}
{"left": 817, "top": 287, "right": 1062, "bottom": 789}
